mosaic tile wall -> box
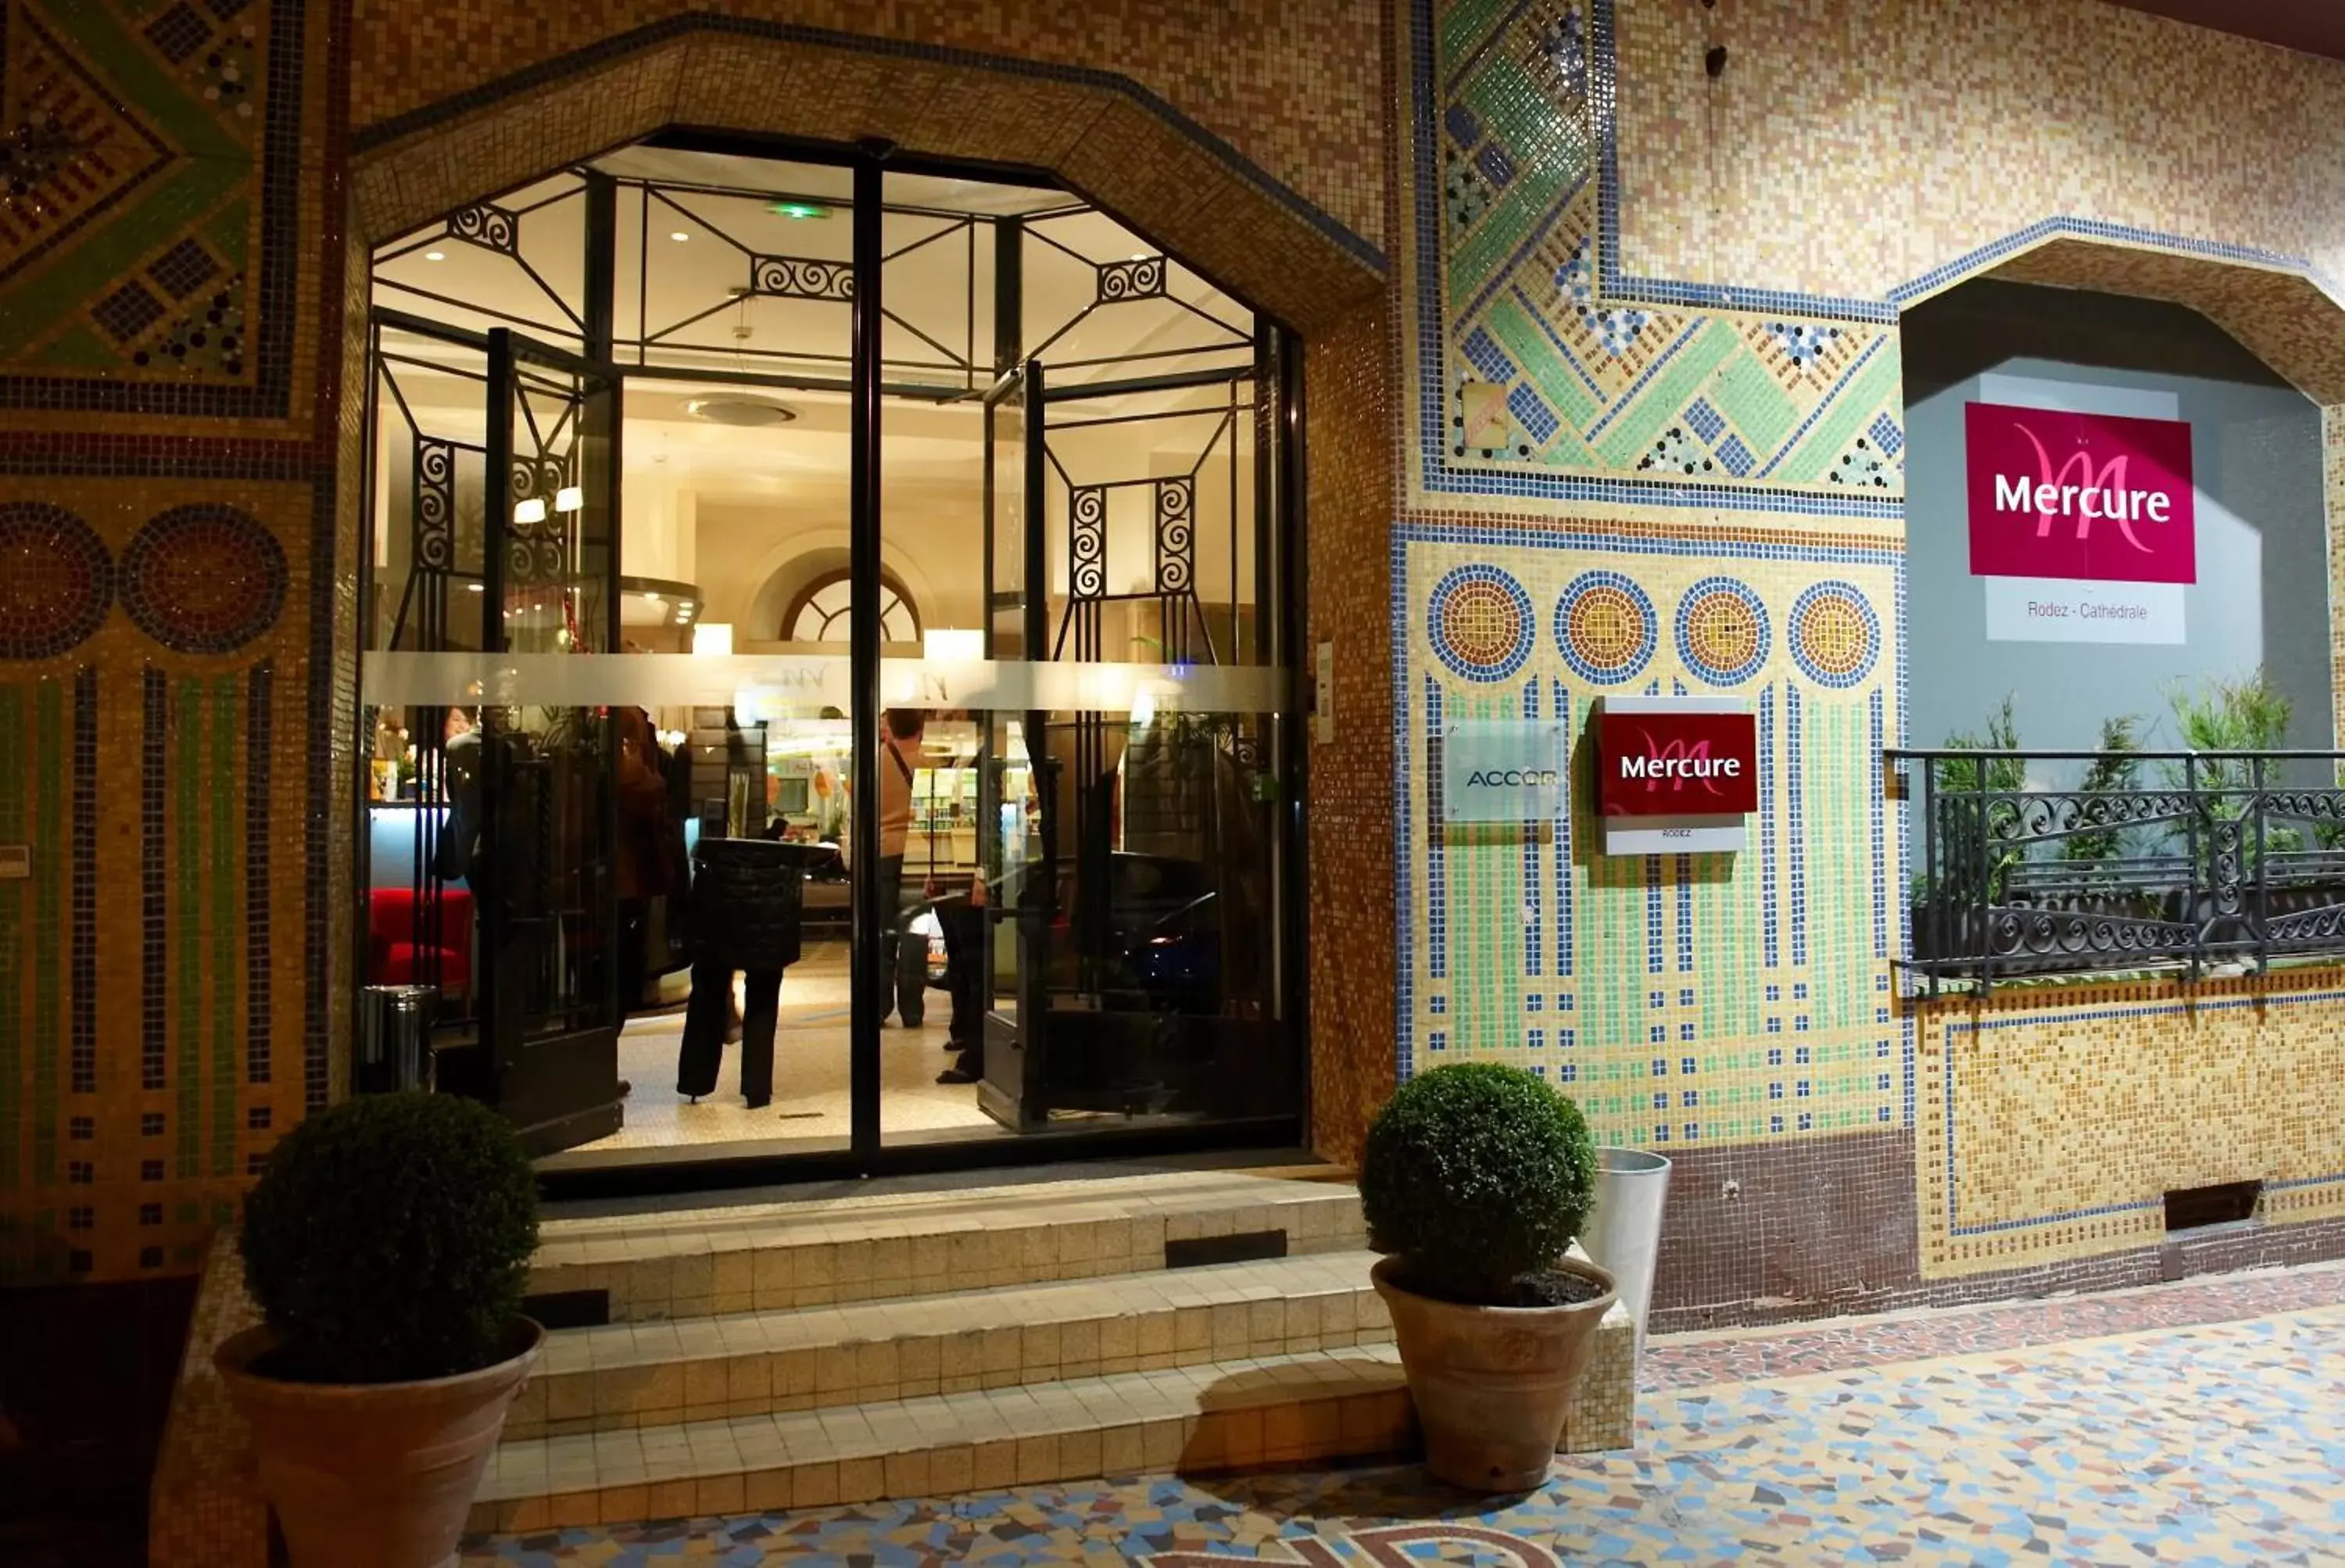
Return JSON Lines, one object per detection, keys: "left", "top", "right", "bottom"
{"left": 0, "top": 0, "right": 350, "bottom": 1287}
{"left": 1304, "top": 299, "right": 1400, "bottom": 1167}
{"left": 1393, "top": 523, "right": 1902, "bottom": 1155}
{"left": 1914, "top": 973, "right": 2345, "bottom": 1280}
{"left": 345, "top": 0, "right": 1388, "bottom": 253}
{"left": 1400, "top": 0, "right": 2345, "bottom": 1312}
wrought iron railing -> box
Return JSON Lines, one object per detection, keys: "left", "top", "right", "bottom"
{"left": 1889, "top": 748, "right": 2345, "bottom": 992}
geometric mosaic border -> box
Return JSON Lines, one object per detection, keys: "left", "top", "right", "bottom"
{"left": 1406, "top": 0, "right": 2345, "bottom": 521}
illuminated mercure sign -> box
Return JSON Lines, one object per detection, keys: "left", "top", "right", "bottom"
{"left": 1596, "top": 696, "right": 1756, "bottom": 854}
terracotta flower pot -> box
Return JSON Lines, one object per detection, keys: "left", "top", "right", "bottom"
{"left": 215, "top": 1319, "right": 543, "bottom": 1568}
{"left": 1372, "top": 1255, "right": 1616, "bottom": 1493}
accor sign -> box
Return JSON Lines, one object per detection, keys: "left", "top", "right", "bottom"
{"left": 1597, "top": 707, "right": 1759, "bottom": 818}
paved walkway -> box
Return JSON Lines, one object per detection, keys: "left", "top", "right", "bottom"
{"left": 464, "top": 1261, "right": 2345, "bottom": 1566}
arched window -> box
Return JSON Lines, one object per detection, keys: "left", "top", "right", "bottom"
{"left": 782, "top": 568, "right": 920, "bottom": 644}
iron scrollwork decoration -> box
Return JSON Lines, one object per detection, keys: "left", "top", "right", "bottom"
{"left": 414, "top": 439, "right": 456, "bottom": 572}
{"left": 1069, "top": 485, "right": 1107, "bottom": 600}
{"left": 1153, "top": 478, "right": 1194, "bottom": 596}
{"left": 1097, "top": 254, "right": 1167, "bottom": 303}
{"left": 1896, "top": 746, "right": 2345, "bottom": 992}
{"left": 506, "top": 451, "right": 572, "bottom": 585}
{"left": 750, "top": 254, "right": 855, "bottom": 302}
{"left": 448, "top": 201, "right": 521, "bottom": 256}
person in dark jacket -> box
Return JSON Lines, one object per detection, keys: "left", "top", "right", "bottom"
{"left": 676, "top": 836, "right": 805, "bottom": 1108}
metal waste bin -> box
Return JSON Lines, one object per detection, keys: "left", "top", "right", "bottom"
{"left": 1583, "top": 1146, "right": 1672, "bottom": 1357}
{"left": 356, "top": 983, "right": 438, "bottom": 1094}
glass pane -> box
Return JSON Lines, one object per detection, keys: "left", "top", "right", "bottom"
{"left": 879, "top": 167, "right": 1290, "bottom": 1147}
{"left": 372, "top": 174, "right": 589, "bottom": 351}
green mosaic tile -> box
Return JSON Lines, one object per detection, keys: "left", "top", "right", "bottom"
{"left": 32, "top": 682, "right": 60, "bottom": 1190}
{"left": 175, "top": 681, "right": 202, "bottom": 1182}
{"left": 1437, "top": 0, "right": 1511, "bottom": 77}
{"left": 209, "top": 676, "right": 236, "bottom": 1180}
{"left": 1707, "top": 349, "right": 1803, "bottom": 457}
{"left": 0, "top": 689, "right": 23, "bottom": 1195}
{"left": 1591, "top": 320, "right": 1741, "bottom": 468}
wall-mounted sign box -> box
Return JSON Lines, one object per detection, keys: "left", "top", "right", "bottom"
{"left": 1596, "top": 696, "right": 1755, "bottom": 854}
{"left": 1966, "top": 400, "right": 2196, "bottom": 645}
{"left": 1441, "top": 719, "right": 1563, "bottom": 824}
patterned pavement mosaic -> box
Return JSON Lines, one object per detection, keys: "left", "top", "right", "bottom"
{"left": 463, "top": 1264, "right": 2345, "bottom": 1566}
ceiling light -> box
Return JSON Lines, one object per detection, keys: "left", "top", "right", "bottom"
{"left": 424, "top": 250, "right": 446, "bottom": 262}
{"left": 553, "top": 485, "right": 583, "bottom": 514}
{"left": 465, "top": 582, "right": 483, "bottom": 593}
{"left": 643, "top": 592, "right": 661, "bottom": 605}
{"left": 770, "top": 201, "right": 831, "bottom": 220}
{"left": 513, "top": 498, "right": 546, "bottom": 524}
{"left": 669, "top": 230, "right": 690, "bottom": 242}
{"left": 683, "top": 395, "right": 797, "bottom": 428}
{"left": 1130, "top": 252, "right": 1148, "bottom": 261}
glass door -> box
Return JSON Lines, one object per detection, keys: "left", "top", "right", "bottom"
{"left": 471, "top": 328, "right": 625, "bottom": 1153}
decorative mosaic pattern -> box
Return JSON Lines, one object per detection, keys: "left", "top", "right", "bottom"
{"left": 1644, "top": 1256, "right": 2345, "bottom": 1391}
{"left": 0, "top": 0, "right": 312, "bottom": 420}
{"left": 1672, "top": 576, "right": 1769, "bottom": 688}
{"left": 0, "top": 502, "right": 113, "bottom": 659}
{"left": 1914, "top": 974, "right": 2345, "bottom": 1279}
{"left": 1425, "top": 564, "right": 1533, "bottom": 683}
{"left": 1552, "top": 570, "right": 1653, "bottom": 686}
{"left": 120, "top": 504, "right": 287, "bottom": 653}
{"left": 460, "top": 1285, "right": 2345, "bottom": 1565}
{"left": 1394, "top": 523, "right": 1902, "bottom": 1153}
{"left": 1405, "top": 0, "right": 1906, "bottom": 521}
{"left": 1785, "top": 581, "right": 1880, "bottom": 690}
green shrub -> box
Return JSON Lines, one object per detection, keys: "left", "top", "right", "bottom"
{"left": 239, "top": 1092, "right": 539, "bottom": 1384}
{"left": 1359, "top": 1062, "right": 1597, "bottom": 1305}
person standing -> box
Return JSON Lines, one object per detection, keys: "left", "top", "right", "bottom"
{"left": 875, "top": 709, "right": 924, "bottom": 1021}
{"left": 676, "top": 835, "right": 804, "bottom": 1108}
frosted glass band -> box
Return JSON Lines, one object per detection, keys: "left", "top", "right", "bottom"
{"left": 362, "top": 652, "right": 1290, "bottom": 716}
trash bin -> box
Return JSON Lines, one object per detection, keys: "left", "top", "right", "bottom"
{"left": 1582, "top": 1147, "right": 1671, "bottom": 1356}
{"left": 356, "top": 983, "right": 438, "bottom": 1094}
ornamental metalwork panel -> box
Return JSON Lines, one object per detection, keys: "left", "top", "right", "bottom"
{"left": 1896, "top": 746, "right": 2345, "bottom": 990}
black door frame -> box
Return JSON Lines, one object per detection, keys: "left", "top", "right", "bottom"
{"left": 358, "top": 135, "right": 1312, "bottom": 1198}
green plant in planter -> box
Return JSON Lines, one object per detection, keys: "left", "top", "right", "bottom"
{"left": 2063, "top": 714, "right": 2143, "bottom": 869}
{"left": 1359, "top": 1062, "right": 1596, "bottom": 1305}
{"left": 239, "top": 1092, "right": 539, "bottom": 1384}
{"left": 1928, "top": 696, "right": 2030, "bottom": 907}
{"left": 2163, "top": 672, "right": 2300, "bottom": 870}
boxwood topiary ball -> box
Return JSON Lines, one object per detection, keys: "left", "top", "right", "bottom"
{"left": 1359, "top": 1061, "right": 1597, "bottom": 1305}
{"left": 238, "top": 1091, "right": 539, "bottom": 1384}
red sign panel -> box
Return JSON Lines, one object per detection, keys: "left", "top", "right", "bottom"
{"left": 1965, "top": 402, "right": 2196, "bottom": 584}
{"left": 1598, "top": 708, "right": 1759, "bottom": 817}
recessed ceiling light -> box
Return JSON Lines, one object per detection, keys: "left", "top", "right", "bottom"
{"left": 1129, "top": 252, "right": 1148, "bottom": 261}
{"left": 669, "top": 231, "right": 691, "bottom": 242}
{"left": 424, "top": 250, "right": 446, "bottom": 262}
{"left": 770, "top": 201, "right": 830, "bottom": 220}
{"left": 465, "top": 582, "right": 483, "bottom": 593}
{"left": 682, "top": 395, "right": 797, "bottom": 428}
{"left": 643, "top": 592, "right": 662, "bottom": 605}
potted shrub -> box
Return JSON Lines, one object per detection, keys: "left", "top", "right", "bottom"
{"left": 1359, "top": 1062, "right": 1615, "bottom": 1493}
{"left": 214, "top": 1092, "right": 542, "bottom": 1568}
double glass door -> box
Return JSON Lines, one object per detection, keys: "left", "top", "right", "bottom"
{"left": 360, "top": 141, "right": 1302, "bottom": 1172}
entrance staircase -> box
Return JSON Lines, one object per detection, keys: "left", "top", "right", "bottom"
{"left": 471, "top": 1166, "right": 1637, "bottom": 1532}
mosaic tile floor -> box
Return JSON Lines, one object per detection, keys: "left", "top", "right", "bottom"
{"left": 463, "top": 1262, "right": 2345, "bottom": 1565}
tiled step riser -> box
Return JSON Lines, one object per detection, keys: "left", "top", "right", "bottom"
{"left": 474, "top": 1383, "right": 1416, "bottom": 1533}
{"left": 532, "top": 1194, "right": 1366, "bottom": 1324}
{"left": 510, "top": 1283, "right": 1395, "bottom": 1440}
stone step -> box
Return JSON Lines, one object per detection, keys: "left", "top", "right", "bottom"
{"left": 510, "top": 1251, "right": 1394, "bottom": 1440}
{"left": 528, "top": 1168, "right": 1365, "bottom": 1323}
{"left": 471, "top": 1345, "right": 1417, "bottom": 1533}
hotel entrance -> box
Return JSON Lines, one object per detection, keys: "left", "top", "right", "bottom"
{"left": 355, "top": 136, "right": 1305, "bottom": 1182}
